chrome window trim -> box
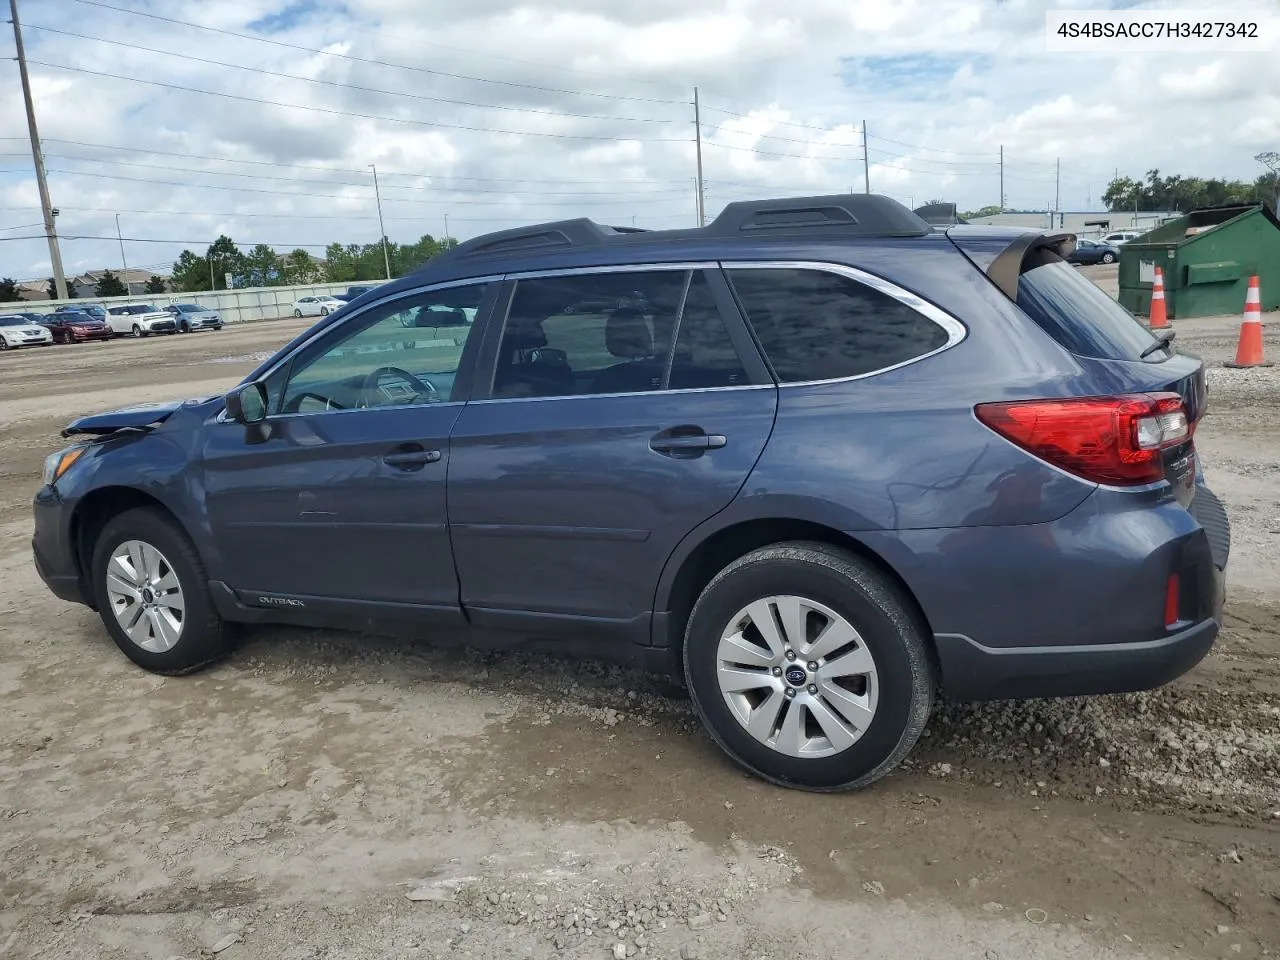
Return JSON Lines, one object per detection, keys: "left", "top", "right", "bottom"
{"left": 502, "top": 262, "right": 719, "bottom": 281}
{"left": 470, "top": 383, "right": 775, "bottom": 406}
{"left": 719, "top": 260, "right": 969, "bottom": 387}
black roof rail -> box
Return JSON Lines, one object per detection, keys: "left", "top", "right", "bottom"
{"left": 709, "top": 194, "right": 932, "bottom": 237}
{"left": 449, "top": 218, "right": 639, "bottom": 259}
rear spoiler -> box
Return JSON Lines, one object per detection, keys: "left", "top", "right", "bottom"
{"left": 946, "top": 229, "right": 1077, "bottom": 300}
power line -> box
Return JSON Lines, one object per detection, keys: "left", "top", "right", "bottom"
{"left": 66, "top": 0, "right": 688, "bottom": 106}
{"left": 26, "top": 152, "right": 698, "bottom": 197}
{"left": 215, "top": 0, "right": 690, "bottom": 94}
{"left": 9, "top": 139, "right": 699, "bottom": 185}
{"left": 26, "top": 61, "right": 694, "bottom": 144}
{"left": 22, "top": 23, "right": 682, "bottom": 126}
{"left": 5, "top": 166, "right": 703, "bottom": 208}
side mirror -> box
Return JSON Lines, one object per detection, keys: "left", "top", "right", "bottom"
{"left": 225, "top": 381, "right": 268, "bottom": 425}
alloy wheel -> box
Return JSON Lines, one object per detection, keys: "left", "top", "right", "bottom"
{"left": 104, "top": 539, "right": 186, "bottom": 653}
{"left": 715, "top": 595, "right": 879, "bottom": 759}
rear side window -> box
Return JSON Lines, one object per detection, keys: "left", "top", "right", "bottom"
{"left": 1016, "top": 250, "right": 1160, "bottom": 361}
{"left": 726, "top": 268, "right": 949, "bottom": 382}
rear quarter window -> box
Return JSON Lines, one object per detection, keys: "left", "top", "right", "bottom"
{"left": 726, "top": 267, "right": 951, "bottom": 382}
{"left": 1016, "top": 249, "right": 1161, "bottom": 362}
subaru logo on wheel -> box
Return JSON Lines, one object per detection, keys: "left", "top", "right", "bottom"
{"left": 785, "top": 666, "right": 807, "bottom": 686}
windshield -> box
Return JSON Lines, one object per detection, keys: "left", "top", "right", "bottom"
{"left": 0, "top": 316, "right": 34, "bottom": 326}
{"left": 174, "top": 304, "right": 204, "bottom": 312}
{"left": 1016, "top": 251, "right": 1162, "bottom": 362}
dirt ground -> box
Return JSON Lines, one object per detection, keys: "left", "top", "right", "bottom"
{"left": 1, "top": 271, "right": 1277, "bottom": 960}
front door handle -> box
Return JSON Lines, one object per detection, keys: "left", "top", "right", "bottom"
{"left": 382, "top": 446, "right": 442, "bottom": 468}
{"left": 649, "top": 428, "right": 727, "bottom": 459}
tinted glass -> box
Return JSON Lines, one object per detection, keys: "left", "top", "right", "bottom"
{"left": 0, "top": 316, "right": 29, "bottom": 326}
{"left": 277, "top": 283, "right": 488, "bottom": 413}
{"left": 1016, "top": 253, "right": 1160, "bottom": 362}
{"left": 493, "top": 271, "right": 686, "bottom": 398}
{"left": 727, "top": 268, "right": 949, "bottom": 382}
{"left": 668, "top": 273, "right": 748, "bottom": 390}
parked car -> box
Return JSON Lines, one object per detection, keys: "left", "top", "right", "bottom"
{"left": 0, "top": 313, "right": 54, "bottom": 349}
{"left": 57, "top": 303, "right": 111, "bottom": 324}
{"left": 105, "top": 304, "right": 177, "bottom": 338}
{"left": 1068, "top": 238, "right": 1121, "bottom": 264}
{"left": 1100, "top": 230, "right": 1141, "bottom": 245}
{"left": 40, "top": 309, "right": 113, "bottom": 344}
{"left": 292, "top": 295, "right": 347, "bottom": 317}
{"left": 165, "top": 303, "right": 224, "bottom": 333}
{"left": 333, "top": 284, "right": 377, "bottom": 303}
{"left": 32, "top": 194, "right": 1229, "bottom": 792}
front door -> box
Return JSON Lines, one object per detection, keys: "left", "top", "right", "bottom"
{"left": 448, "top": 266, "right": 777, "bottom": 643}
{"left": 201, "top": 281, "right": 496, "bottom": 618}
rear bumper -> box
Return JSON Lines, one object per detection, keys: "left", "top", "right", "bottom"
{"left": 934, "top": 616, "right": 1218, "bottom": 701}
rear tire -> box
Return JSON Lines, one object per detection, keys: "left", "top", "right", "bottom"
{"left": 90, "top": 507, "right": 231, "bottom": 675}
{"left": 1102, "top": 252, "right": 1116, "bottom": 264}
{"left": 683, "top": 541, "right": 934, "bottom": 791}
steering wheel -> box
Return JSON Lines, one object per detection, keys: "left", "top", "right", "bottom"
{"left": 357, "top": 366, "right": 437, "bottom": 408}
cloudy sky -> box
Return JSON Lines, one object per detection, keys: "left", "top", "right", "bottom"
{"left": 2, "top": 0, "right": 1278, "bottom": 281}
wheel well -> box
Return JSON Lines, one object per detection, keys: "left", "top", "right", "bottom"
{"left": 71, "top": 487, "right": 176, "bottom": 595}
{"left": 661, "top": 519, "right": 935, "bottom": 674}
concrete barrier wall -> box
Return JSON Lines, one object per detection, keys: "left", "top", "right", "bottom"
{"left": 24, "top": 281, "right": 370, "bottom": 325}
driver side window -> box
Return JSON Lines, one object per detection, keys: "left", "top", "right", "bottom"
{"left": 277, "top": 283, "right": 489, "bottom": 415}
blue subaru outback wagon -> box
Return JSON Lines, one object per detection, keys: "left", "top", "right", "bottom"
{"left": 33, "top": 195, "right": 1230, "bottom": 791}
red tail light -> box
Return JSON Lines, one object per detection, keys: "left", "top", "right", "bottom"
{"left": 974, "top": 393, "right": 1189, "bottom": 486}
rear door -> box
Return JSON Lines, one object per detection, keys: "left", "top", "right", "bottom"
{"left": 446, "top": 265, "right": 777, "bottom": 644}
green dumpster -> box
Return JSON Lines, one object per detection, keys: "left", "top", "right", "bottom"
{"left": 1117, "top": 203, "right": 1280, "bottom": 319}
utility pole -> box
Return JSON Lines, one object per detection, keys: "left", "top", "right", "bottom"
{"left": 1054, "top": 157, "right": 1061, "bottom": 218}
{"left": 693, "top": 87, "right": 706, "bottom": 227}
{"left": 999, "top": 145, "right": 1005, "bottom": 212}
{"left": 370, "top": 164, "right": 390, "bottom": 279}
{"left": 115, "top": 213, "right": 128, "bottom": 293}
{"left": 208, "top": 254, "right": 215, "bottom": 291}
{"left": 862, "top": 121, "right": 870, "bottom": 194}
{"left": 10, "top": 0, "right": 67, "bottom": 300}
{"left": 443, "top": 213, "right": 450, "bottom": 243}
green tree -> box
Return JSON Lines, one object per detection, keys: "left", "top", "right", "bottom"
{"left": 959, "top": 204, "right": 1003, "bottom": 220}
{"left": 95, "top": 270, "right": 128, "bottom": 298}
{"left": 206, "top": 235, "right": 244, "bottom": 290}
{"left": 170, "top": 250, "right": 210, "bottom": 292}
{"left": 46, "top": 277, "right": 75, "bottom": 299}
{"left": 145, "top": 274, "right": 167, "bottom": 295}
{"left": 239, "top": 243, "right": 280, "bottom": 287}
{"left": 0, "top": 277, "right": 21, "bottom": 302}
{"left": 324, "top": 242, "right": 359, "bottom": 283}
{"left": 282, "top": 248, "right": 322, "bottom": 284}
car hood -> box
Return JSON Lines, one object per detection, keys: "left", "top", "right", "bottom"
{"left": 62, "top": 398, "right": 213, "bottom": 437}
{"left": 3, "top": 324, "right": 48, "bottom": 336}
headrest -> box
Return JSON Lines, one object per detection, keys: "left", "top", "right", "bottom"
{"left": 502, "top": 315, "right": 548, "bottom": 350}
{"left": 605, "top": 308, "right": 652, "bottom": 359}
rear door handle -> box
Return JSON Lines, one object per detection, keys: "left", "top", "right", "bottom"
{"left": 649, "top": 428, "right": 727, "bottom": 458}
{"left": 382, "top": 446, "right": 441, "bottom": 468}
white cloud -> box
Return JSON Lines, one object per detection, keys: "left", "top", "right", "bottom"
{"left": 1, "top": 0, "right": 1278, "bottom": 279}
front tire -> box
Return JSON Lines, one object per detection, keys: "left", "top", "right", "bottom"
{"left": 131, "top": 324, "right": 146, "bottom": 338}
{"left": 683, "top": 542, "right": 934, "bottom": 791}
{"left": 90, "top": 507, "right": 231, "bottom": 675}
{"left": 293, "top": 309, "right": 303, "bottom": 318}
{"left": 320, "top": 307, "right": 329, "bottom": 316}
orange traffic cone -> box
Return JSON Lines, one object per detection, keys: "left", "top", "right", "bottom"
{"left": 1149, "top": 266, "right": 1169, "bottom": 329}
{"left": 1225, "top": 275, "right": 1272, "bottom": 368}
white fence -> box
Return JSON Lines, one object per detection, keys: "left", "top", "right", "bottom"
{"left": 22, "top": 281, "right": 376, "bottom": 325}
